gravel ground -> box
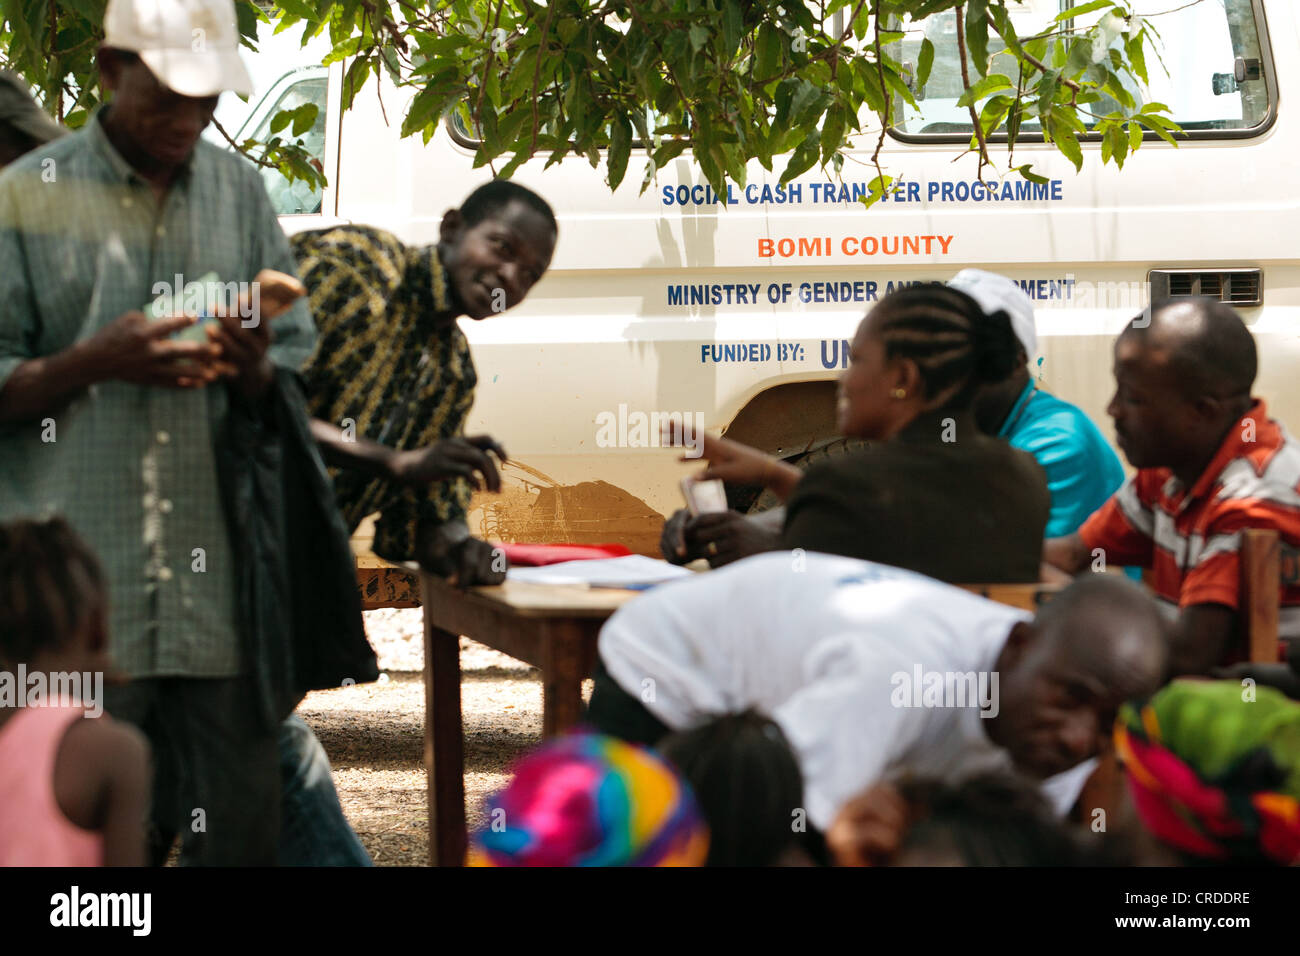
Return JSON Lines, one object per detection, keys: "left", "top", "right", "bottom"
{"left": 296, "top": 607, "right": 591, "bottom": 866}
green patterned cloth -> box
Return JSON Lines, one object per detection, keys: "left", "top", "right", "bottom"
{"left": 1115, "top": 679, "right": 1300, "bottom": 863}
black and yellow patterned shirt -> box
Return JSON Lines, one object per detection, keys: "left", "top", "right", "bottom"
{"left": 292, "top": 225, "right": 475, "bottom": 561}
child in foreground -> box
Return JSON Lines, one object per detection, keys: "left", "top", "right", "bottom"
{"left": 0, "top": 517, "right": 150, "bottom": 866}
{"left": 468, "top": 732, "right": 708, "bottom": 866}
{"left": 1114, "top": 679, "right": 1300, "bottom": 865}
{"left": 828, "top": 773, "right": 1088, "bottom": 867}
{"left": 658, "top": 710, "right": 810, "bottom": 866}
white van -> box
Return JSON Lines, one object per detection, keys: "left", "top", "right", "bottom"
{"left": 232, "top": 0, "right": 1297, "bottom": 556}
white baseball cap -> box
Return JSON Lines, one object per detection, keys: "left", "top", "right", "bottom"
{"left": 948, "top": 268, "right": 1038, "bottom": 362}
{"left": 104, "top": 0, "right": 252, "bottom": 97}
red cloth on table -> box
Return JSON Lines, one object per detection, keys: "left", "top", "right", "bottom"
{"left": 497, "top": 543, "right": 633, "bottom": 566}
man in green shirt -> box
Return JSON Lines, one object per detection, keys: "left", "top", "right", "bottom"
{"left": 0, "top": 0, "right": 316, "bottom": 864}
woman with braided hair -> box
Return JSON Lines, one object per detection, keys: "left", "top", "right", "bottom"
{"left": 663, "top": 283, "right": 1050, "bottom": 582}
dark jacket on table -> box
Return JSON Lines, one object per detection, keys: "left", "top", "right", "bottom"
{"left": 781, "top": 410, "right": 1050, "bottom": 583}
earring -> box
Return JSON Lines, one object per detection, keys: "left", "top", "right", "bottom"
{"left": 891, "top": 388, "right": 907, "bottom": 399}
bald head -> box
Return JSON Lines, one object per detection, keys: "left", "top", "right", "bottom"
{"left": 991, "top": 575, "right": 1168, "bottom": 779}
{"left": 1034, "top": 574, "right": 1169, "bottom": 694}
{"left": 1123, "top": 299, "right": 1257, "bottom": 402}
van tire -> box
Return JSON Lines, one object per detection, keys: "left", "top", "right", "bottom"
{"left": 744, "top": 437, "right": 871, "bottom": 514}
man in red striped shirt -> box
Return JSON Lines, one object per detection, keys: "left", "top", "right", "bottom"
{"left": 1043, "top": 299, "right": 1300, "bottom": 673}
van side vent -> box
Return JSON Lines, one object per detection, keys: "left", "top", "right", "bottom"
{"left": 1148, "top": 269, "right": 1262, "bottom": 308}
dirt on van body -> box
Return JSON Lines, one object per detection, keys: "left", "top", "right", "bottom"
{"left": 297, "top": 607, "right": 591, "bottom": 866}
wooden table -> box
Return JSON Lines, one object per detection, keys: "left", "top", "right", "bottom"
{"left": 418, "top": 572, "right": 640, "bottom": 866}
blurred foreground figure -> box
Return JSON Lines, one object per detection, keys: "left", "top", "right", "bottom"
{"left": 468, "top": 733, "right": 709, "bottom": 867}
{"left": 0, "top": 517, "right": 150, "bottom": 866}
{"left": 658, "top": 710, "right": 808, "bottom": 867}
{"left": 0, "top": 0, "right": 372, "bottom": 865}
{"left": 828, "top": 773, "right": 1088, "bottom": 867}
{"left": 1115, "top": 679, "right": 1300, "bottom": 865}
{"left": 590, "top": 552, "right": 1168, "bottom": 837}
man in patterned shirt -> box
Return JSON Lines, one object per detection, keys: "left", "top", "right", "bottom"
{"left": 1044, "top": 299, "right": 1300, "bottom": 673}
{"left": 292, "top": 179, "right": 557, "bottom": 585}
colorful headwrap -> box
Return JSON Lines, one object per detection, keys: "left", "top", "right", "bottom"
{"left": 1114, "top": 679, "right": 1300, "bottom": 865}
{"left": 468, "top": 733, "right": 709, "bottom": 867}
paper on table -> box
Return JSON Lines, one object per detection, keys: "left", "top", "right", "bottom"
{"left": 505, "top": 554, "right": 694, "bottom": 590}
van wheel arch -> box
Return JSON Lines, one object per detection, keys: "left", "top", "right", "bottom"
{"left": 720, "top": 380, "right": 868, "bottom": 513}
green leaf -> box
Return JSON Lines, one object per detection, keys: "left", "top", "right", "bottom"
{"left": 755, "top": 22, "right": 781, "bottom": 80}
{"left": 1125, "top": 32, "right": 1148, "bottom": 86}
{"left": 957, "top": 73, "right": 1012, "bottom": 108}
{"left": 496, "top": 108, "right": 530, "bottom": 145}
{"left": 779, "top": 140, "right": 819, "bottom": 185}
{"left": 1052, "top": 120, "right": 1083, "bottom": 171}
{"left": 607, "top": 114, "right": 632, "bottom": 190}
{"left": 964, "top": 0, "right": 989, "bottom": 76}
{"left": 1052, "top": 103, "right": 1087, "bottom": 134}
{"left": 859, "top": 174, "right": 893, "bottom": 210}
{"left": 291, "top": 103, "right": 318, "bottom": 136}
{"left": 1006, "top": 101, "right": 1022, "bottom": 148}
{"left": 1103, "top": 72, "right": 1135, "bottom": 110}
{"left": 497, "top": 146, "right": 531, "bottom": 181}
{"left": 688, "top": 23, "right": 709, "bottom": 54}
{"left": 821, "top": 105, "right": 844, "bottom": 165}
{"left": 721, "top": 0, "right": 743, "bottom": 56}
{"left": 916, "top": 37, "right": 934, "bottom": 90}
{"left": 340, "top": 55, "right": 372, "bottom": 111}
{"left": 402, "top": 86, "right": 449, "bottom": 137}
{"left": 856, "top": 57, "right": 887, "bottom": 114}
{"left": 1055, "top": 0, "right": 1114, "bottom": 23}
{"left": 882, "top": 66, "right": 919, "bottom": 111}
{"left": 1110, "top": 125, "right": 1129, "bottom": 168}
{"left": 1065, "top": 38, "right": 1094, "bottom": 76}
{"left": 1136, "top": 115, "right": 1180, "bottom": 146}
{"left": 1014, "top": 164, "right": 1051, "bottom": 186}
{"left": 1129, "top": 120, "right": 1144, "bottom": 153}
{"left": 477, "top": 106, "right": 500, "bottom": 155}
{"left": 987, "top": 6, "right": 1025, "bottom": 62}
{"left": 269, "top": 109, "right": 293, "bottom": 134}
{"left": 652, "top": 140, "right": 690, "bottom": 166}
{"left": 57, "top": 0, "right": 106, "bottom": 25}
{"left": 789, "top": 78, "right": 826, "bottom": 126}
{"left": 979, "top": 94, "right": 1013, "bottom": 135}
{"left": 275, "top": 0, "right": 317, "bottom": 21}
{"left": 322, "top": 36, "right": 362, "bottom": 66}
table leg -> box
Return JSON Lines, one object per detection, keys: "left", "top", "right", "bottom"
{"left": 541, "top": 624, "right": 592, "bottom": 737}
{"left": 424, "top": 622, "right": 465, "bottom": 866}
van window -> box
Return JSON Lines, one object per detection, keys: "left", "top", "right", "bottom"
{"left": 892, "top": 0, "right": 1272, "bottom": 137}
{"left": 248, "top": 76, "right": 328, "bottom": 215}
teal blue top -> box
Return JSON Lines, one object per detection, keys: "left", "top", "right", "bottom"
{"left": 999, "top": 380, "right": 1126, "bottom": 539}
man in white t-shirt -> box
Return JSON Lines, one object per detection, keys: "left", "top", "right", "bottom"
{"left": 590, "top": 552, "right": 1167, "bottom": 833}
